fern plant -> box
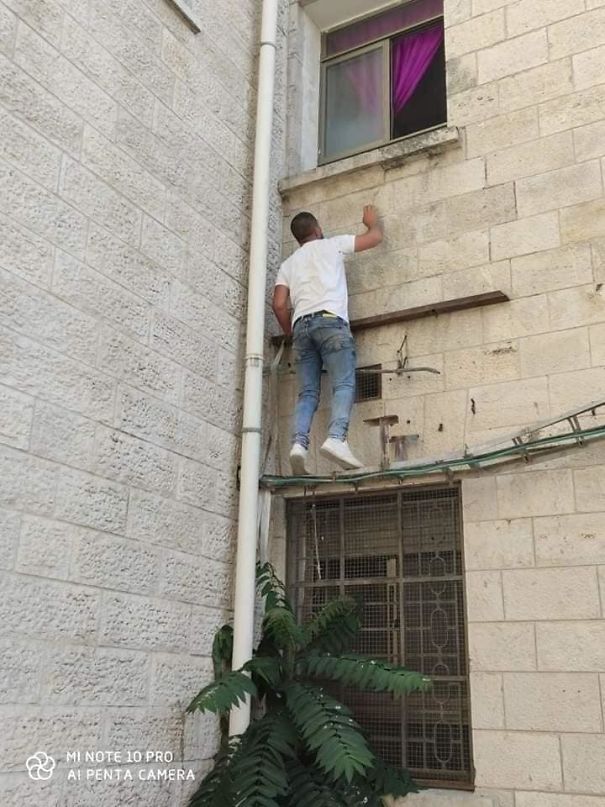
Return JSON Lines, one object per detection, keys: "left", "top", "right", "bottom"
{"left": 187, "top": 562, "right": 431, "bottom": 806}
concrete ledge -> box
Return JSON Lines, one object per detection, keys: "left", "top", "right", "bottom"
{"left": 279, "top": 126, "right": 461, "bottom": 197}
{"left": 164, "top": 0, "right": 202, "bottom": 33}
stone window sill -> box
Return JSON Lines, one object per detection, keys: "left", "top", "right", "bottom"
{"left": 165, "top": 0, "right": 202, "bottom": 33}
{"left": 279, "top": 126, "right": 461, "bottom": 197}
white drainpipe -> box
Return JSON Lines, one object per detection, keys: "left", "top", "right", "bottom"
{"left": 229, "top": 0, "right": 279, "bottom": 737}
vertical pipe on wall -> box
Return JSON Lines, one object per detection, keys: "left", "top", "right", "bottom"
{"left": 229, "top": 0, "right": 279, "bottom": 737}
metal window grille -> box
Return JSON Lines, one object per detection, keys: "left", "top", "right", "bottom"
{"left": 356, "top": 365, "right": 382, "bottom": 402}
{"left": 287, "top": 485, "right": 473, "bottom": 788}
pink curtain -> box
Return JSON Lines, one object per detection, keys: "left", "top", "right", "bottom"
{"left": 392, "top": 24, "right": 444, "bottom": 114}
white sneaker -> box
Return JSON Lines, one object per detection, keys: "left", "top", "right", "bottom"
{"left": 289, "top": 443, "right": 309, "bottom": 475}
{"left": 320, "top": 438, "right": 363, "bottom": 470}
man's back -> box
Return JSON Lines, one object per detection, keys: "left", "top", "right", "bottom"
{"left": 276, "top": 234, "right": 355, "bottom": 324}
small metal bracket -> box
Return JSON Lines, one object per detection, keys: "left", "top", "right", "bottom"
{"left": 364, "top": 415, "right": 400, "bottom": 470}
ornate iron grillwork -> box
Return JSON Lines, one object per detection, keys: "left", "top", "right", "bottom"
{"left": 287, "top": 485, "right": 473, "bottom": 787}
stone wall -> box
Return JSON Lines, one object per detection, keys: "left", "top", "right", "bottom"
{"left": 0, "top": 0, "right": 287, "bottom": 804}
{"left": 276, "top": 0, "right": 605, "bottom": 803}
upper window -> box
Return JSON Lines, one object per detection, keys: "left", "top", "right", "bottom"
{"left": 320, "top": 0, "right": 446, "bottom": 164}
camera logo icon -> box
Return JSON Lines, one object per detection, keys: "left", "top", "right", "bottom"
{"left": 26, "top": 752, "right": 56, "bottom": 781}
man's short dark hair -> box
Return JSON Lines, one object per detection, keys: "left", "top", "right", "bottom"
{"left": 291, "top": 211, "right": 318, "bottom": 244}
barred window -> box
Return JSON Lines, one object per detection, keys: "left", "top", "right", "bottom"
{"left": 287, "top": 485, "right": 473, "bottom": 788}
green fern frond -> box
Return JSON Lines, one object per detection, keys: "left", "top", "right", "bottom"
{"left": 263, "top": 606, "right": 305, "bottom": 652}
{"left": 187, "top": 670, "right": 257, "bottom": 715}
{"left": 228, "top": 711, "right": 297, "bottom": 806}
{"left": 303, "top": 598, "right": 360, "bottom": 654}
{"left": 368, "top": 758, "right": 420, "bottom": 800}
{"left": 188, "top": 738, "right": 238, "bottom": 807}
{"left": 285, "top": 761, "right": 348, "bottom": 807}
{"left": 285, "top": 683, "right": 374, "bottom": 783}
{"left": 211, "top": 624, "right": 234, "bottom": 679}
{"left": 301, "top": 654, "right": 432, "bottom": 696}
{"left": 257, "top": 561, "right": 292, "bottom": 612}
{"left": 243, "top": 655, "right": 284, "bottom": 691}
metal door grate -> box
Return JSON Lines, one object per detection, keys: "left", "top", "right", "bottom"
{"left": 287, "top": 485, "right": 473, "bottom": 787}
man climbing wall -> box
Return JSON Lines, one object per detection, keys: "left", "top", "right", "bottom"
{"left": 272, "top": 205, "right": 384, "bottom": 474}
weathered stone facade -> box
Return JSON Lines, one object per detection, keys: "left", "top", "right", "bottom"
{"left": 275, "top": 1, "right": 605, "bottom": 804}
{"left": 0, "top": 0, "right": 287, "bottom": 803}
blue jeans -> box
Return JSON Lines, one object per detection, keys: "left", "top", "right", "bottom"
{"left": 292, "top": 314, "right": 356, "bottom": 449}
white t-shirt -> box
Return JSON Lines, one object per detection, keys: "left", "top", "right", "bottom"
{"left": 275, "top": 234, "right": 356, "bottom": 325}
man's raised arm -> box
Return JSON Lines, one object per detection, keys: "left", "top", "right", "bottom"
{"left": 354, "top": 204, "right": 383, "bottom": 253}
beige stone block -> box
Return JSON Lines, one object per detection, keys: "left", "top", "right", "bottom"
{"left": 486, "top": 132, "right": 573, "bottom": 186}
{"left": 560, "top": 198, "right": 605, "bottom": 244}
{"left": 499, "top": 58, "right": 573, "bottom": 113}
{"left": 420, "top": 388, "right": 467, "bottom": 456}
{"left": 503, "top": 566, "right": 600, "bottom": 619}
{"left": 562, "top": 734, "right": 605, "bottom": 794}
{"left": 549, "top": 366, "right": 605, "bottom": 412}
{"left": 467, "top": 571, "right": 504, "bottom": 620}
{"left": 469, "top": 622, "right": 536, "bottom": 671}
{"left": 540, "top": 84, "right": 605, "bottom": 135}
{"left": 575, "top": 466, "right": 605, "bottom": 512}
{"left": 537, "top": 621, "right": 605, "bottom": 670}
{"left": 416, "top": 185, "right": 517, "bottom": 243}
{"left": 504, "top": 672, "right": 602, "bottom": 731}
{"left": 535, "top": 513, "right": 605, "bottom": 567}
{"left": 462, "top": 476, "right": 499, "bottom": 522}
{"left": 464, "top": 518, "right": 534, "bottom": 570}
{"left": 445, "top": 342, "right": 520, "bottom": 389}
{"left": 470, "top": 672, "right": 505, "bottom": 729}
{"left": 574, "top": 119, "right": 605, "bottom": 162}
{"left": 448, "top": 82, "right": 499, "bottom": 125}
{"left": 511, "top": 243, "right": 593, "bottom": 296}
{"left": 390, "top": 157, "right": 487, "bottom": 208}
{"left": 445, "top": 0, "right": 472, "bottom": 26}
{"left": 549, "top": 285, "right": 605, "bottom": 330}
{"left": 483, "top": 295, "right": 549, "bottom": 341}
{"left": 517, "top": 794, "right": 605, "bottom": 807}
{"left": 573, "top": 43, "right": 605, "bottom": 90}
{"left": 398, "top": 791, "right": 511, "bottom": 807}
{"left": 442, "top": 260, "right": 511, "bottom": 299}
{"left": 507, "top": 0, "right": 585, "bottom": 36}
{"left": 472, "top": 0, "right": 511, "bottom": 13}
{"left": 517, "top": 160, "right": 603, "bottom": 218}
{"left": 548, "top": 6, "right": 605, "bottom": 60}
{"left": 447, "top": 52, "right": 478, "bottom": 96}
{"left": 520, "top": 327, "right": 591, "bottom": 377}
{"left": 478, "top": 29, "right": 547, "bottom": 84}
{"left": 447, "top": 10, "right": 506, "bottom": 59}
{"left": 466, "top": 106, "right": 539, "bottom": 158}
{"left": 396, "top": 308, "right": 485, "bottom": 357}
{"left": 467, "top": 376, "right": 549, "bottom": 432}
{"left": 491, "top": 212, "right": 560, "bottom": 260}
{"left": 593, "top": 236, "right": 605, "bottom": 285}
{"left": 418, "top": 230, "right": 489, "bottom": 274}
{"left": 497, "top": 469, "right": 573, "bottom": 518}
{"left": 590, "top": 323, "right": 605, "bottom": 365}
{"left": 473, "top": 730, "right": 562, "bottom": 790}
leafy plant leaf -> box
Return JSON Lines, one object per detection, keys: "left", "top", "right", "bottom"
{"left": 263, "top": 606, "right": 304, "bottom": 653}
{"left": 301, "top": 653, "right": 432, "bottom": 696}
{"left": 285, "top": 683, "right": 375, "bottom": 783}
{"left": 302, "top": 597, "right": 360, "bottom": 654}
{"left": 187, "top": 671, "right": 257, "bottom": 715}
{"left": 257, "top": 561, "right": 292, "bottom": 612}
{"left": 188, "top": 739, "right": 238, "bottom": 807}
